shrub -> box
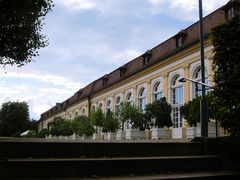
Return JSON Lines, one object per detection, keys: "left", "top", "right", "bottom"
{"left": 145, "top": 97, "right": 172, "bottom": 128}
{"left": 71, "top": 115, "right": 95, "bottom": 136}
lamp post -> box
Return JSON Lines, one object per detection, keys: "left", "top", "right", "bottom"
{"left": 198, "top": 0, "right": 208, "bottom": 137}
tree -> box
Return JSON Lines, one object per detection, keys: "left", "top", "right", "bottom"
{"left": 0, "top": 0, "right": 53, "bottom": 67}
{"left": 71, "top": 115, "right": 95, "bottom": 136}
{"left": 48, "top": 117, "right": 73, "bottom": 136}
{"left": 119, "top": 103, "right": 147, "bottom": 131}
{"left": 90, "top": 108, "right": 105, "bottom": 127}
{"left": 212, "top": 14, "right": 240, "bottom": 136}
{"left": 145, "top": 97, "right": 172, "bottom": 128}
{"left": 0, "top": 101, "right": 30, "bottom": 137}
{"left": 180, "top": 96, "right": 201, "bottom": 127}
{"left": 180, "top": 93, "right": 218, "bottom": 127}
{"left": 102, "top": 110, "right": 119, "bottom": 133}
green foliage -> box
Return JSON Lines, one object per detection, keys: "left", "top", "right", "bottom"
{"left": 102, "top": 110, "right": 120, "bottom": 132}
{"left": 212, "top": 14, "right": 240, "bottom": 136}
{"left": 0, "top": 101, "right": 30, "bottom": 137}
{"left": 71, "top": 115, "right": 95, "bottom": 136}
{"left": 38, "top": 128, "right": 49, "bottom": 138}
{"left": 145, "top": 97, "right": 172, "bottom": 128}
{"left": 0, "top": 0, "right": 53, "bottom": 67}
{"left": 119, "top": 103, "right": 147, "bottom": 130}
{"left": 48, "top": 117, "right": 73, "bottom": 136}
{"left": 90, "top": 108, "right": 105, "bottom": 127}
{"left": 180, "top": 93, "right": 217, "bottom": 127}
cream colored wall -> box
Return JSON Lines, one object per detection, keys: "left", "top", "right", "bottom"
{"left": 40, "top": 42, "right": 214, "bottom": 130}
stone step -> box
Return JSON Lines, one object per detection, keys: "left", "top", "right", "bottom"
{"left": 0, "top": 155, "right": 222, "bottom": 179}
{"left": 0, "top": 140, "right": 205, "bottom": 159}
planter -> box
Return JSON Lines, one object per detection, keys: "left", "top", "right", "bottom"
{"left": 107, "top": 132, "right": 117, "bottom": 140}
{"left": 126, "top": 128, "right": 145, "bottom": 140}
{"left": 151, "top": 128, "right": 172, "bottom": 140}
{"left": 102, "top": 133, "right": 108, "bottom": 140}
{"left": 196, "top": 122, "right": 219, "bottom": 137}
{"left": 186, "top": 127, "right": 197, "bottom": 139}
{"left": 145, "top": 129, "right": 151, "bottom": 140}
{"left": 93, "top": 133, "right": 103, "bottom": 140}
{"left": 116, "top": 130, "right": 126, "bottom": 140}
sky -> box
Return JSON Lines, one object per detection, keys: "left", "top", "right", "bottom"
{"left": 0, "top": 0, "right": 229, "bottom": 120}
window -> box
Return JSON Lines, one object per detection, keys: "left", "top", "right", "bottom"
{"left": 75, "top": 111, "right": 78, "bottom": 118}
{"left": 91, "top": 105, "right": 96, "bottom": 113}
{"left": 228, "top": 7, "right": 235, "bottom": 19}
{"left": 193, "top": 68, "right": 202, "bottom": 98}
{"left": 119, "top": 66, "right": 127, "bottom": 78}
{"left": 99, "top": 103, "right": 103, "bottom": 110}
{"left": 126, "top": 92, "right": 133, "bottom": 106}
{"left": 115, "top": 96, "right": 121, "bottom": 115}
{"left": 142, "top": 50, "right": 152, "bottom": 65}
{"left": 138, "top": 88, "right": 146, "bottom": 111}
{"left": 171, "top": 75, "right": 183, "bottom": 128}
{"left": 106, "top": 99, "right": 112, "bottom": 111}
{"left": 176, "top": 36, "right": 183, "bottom": 47}
{"left": 102, "top": 76, "right": 108, "bottom": 86}
{"left": 82, "top": 108, "right": 85, "bottom": 114}
{"left": 175, "top": 30, "right": 187, "bottom": 48}
{"left": 153, "top": 81, "right": 163, "bottom": 102}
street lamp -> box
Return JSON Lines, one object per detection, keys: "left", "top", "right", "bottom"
{"left": 198, "top": 0, "right": 208, "bottom": 137}
{"left": 179, "top": 77, "right": 212, "bottom": 89}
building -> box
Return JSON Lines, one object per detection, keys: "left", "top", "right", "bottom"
{"left": 38, "top": 0, "right": 240, "bottom": 139}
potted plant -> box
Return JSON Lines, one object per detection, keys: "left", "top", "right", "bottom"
{"left": 146, "top": 97, "right": 172, "bottom": 139}
{"left": 121, "top": 104, "right": 145, "bottom": 140}
{"left": 180, "top": 93, "right": 218, "bottom": 139}
{"left": 90, "top": 108, "right": 105, "bottom": 140}
{"left": 71, "top": 115, "right": 95, "bottom": 140}
{"left": 102, "top": 110, "right": 119, "bottom": 140}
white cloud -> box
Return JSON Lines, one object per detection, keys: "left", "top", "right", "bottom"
{"left": 147, "top": 0, "right": 229, "bottom": 21}
{"left": 1, "top": 71, "right": 81, "bottom": 90}
{"left": 57, "top": 0, "right": 96, "bottom": 10}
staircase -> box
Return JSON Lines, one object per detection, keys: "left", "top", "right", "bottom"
{"left": 0, "top": 138, "right": 239, "bottom": 179}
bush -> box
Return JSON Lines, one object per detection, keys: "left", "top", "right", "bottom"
{"left": 145, "top": 97, "right": 172, "bottom": 128}
{"left": 38, "top": 129, "right": 50, "bottom": 138}
{"left": 71, "top": 115, "right": 95, "bottom": 136}
{"left": 48, "top": 117, "right": 73, "bottom": 136}
{"left": 102, "top": 110, "right": 120, "bottom": 133}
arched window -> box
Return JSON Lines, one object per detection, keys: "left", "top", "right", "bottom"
{"left": 193, "top": 67, "right": 202, "bottom": 98}
{"left": 82, "top": 108, "right": 86, "bottom": 115}
{"left": 126, "top": 92, "right": 133, "bottom": 106}
{"left": 74, "top": 111, "right": 78, "bottom": 118}
{"left": 91, "top": 105, "right": 96, "bottom": 113}
{"left": 106, "top": 99, "right": 112, "bottom": 111}
{"left": 99, "top": 103, "right": 103, "bottom": 110}
{"left": 69, "top": 113, "right": 72, "bottom": 120}
{"left": 153, "top": 81, "right": 163, "bottom": 102}
{"left": 115, "top": 96, "right": 121, "bottom": 115}
{"left": 138, "top": 88, "right": 146, "bottom": 111}
{"left": 171, "top": 75, "right": 183, "bottom": 128}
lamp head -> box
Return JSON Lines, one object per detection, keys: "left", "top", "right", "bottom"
{"left": 179, "top": 78, "right": 186, "bottom": 82}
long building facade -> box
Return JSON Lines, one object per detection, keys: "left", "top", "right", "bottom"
{"left": 38, "top": 1, "right": 240, "bottom": 139}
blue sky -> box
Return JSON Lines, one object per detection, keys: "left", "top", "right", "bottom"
{"left": 0, "top": 0, "right": 228, "bottom": 120}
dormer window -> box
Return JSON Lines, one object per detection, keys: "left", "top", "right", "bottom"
{"left": 223, "top": 0, "right": 240, "bottom": 20}
{"left": 175, "top": 30, "right": 187, "bottom": 48}
{"left": 228, "top": 7, "right": 235, "bottom": 19}
{"left": 119, "top": 66, "right": 127, "bottom": 78}
{"left": 142, "top": 50, "right": 152, "bottom": 65}
{"left": 176, "top": 36, "right": 183, "bottom": 47}
{"left": 102, "top": 76, "right": 108, "bottom": 86}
